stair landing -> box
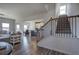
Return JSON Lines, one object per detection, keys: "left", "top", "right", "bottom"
{"left": 38, "top": 36, "right": 79, "bottom": 55}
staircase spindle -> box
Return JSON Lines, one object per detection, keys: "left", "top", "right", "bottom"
{"left": 75, "top": 17, "right": 77, "bottom": 38}
{"left": 72, "top": 17, "right": 73, "bottom": 37}
{"left": 50, "top": 20, "right": 52, "bottom": 35}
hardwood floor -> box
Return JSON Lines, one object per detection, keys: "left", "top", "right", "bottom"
{"left": 13, "top": 36, "right": 30, "bottom": 55}
{"left": 12, "top": 35, "right": 66, "bottom": 55}
{"left": 12, "top": 36, "right": 38, "bottom": 55}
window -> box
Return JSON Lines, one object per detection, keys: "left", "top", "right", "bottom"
{"left": 2, "top": 23, "right": 10, "bottom": 31}
{"left": 16, "top": 24, "right": 20, "bottom": 31}
{"left": 24, "top": 25, "right": 27, "bottom": 31}
{"left": 60, "top": 5, "right": 66, "bottom": 15}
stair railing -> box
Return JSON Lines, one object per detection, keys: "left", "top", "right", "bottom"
{"left": 37, "top": 15, "right": 79, "bottom": 41}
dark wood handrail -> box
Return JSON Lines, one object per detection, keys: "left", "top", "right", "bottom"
{"left": 51, "top": 15, "right": 79, "bottom": 21}
{"left": 39, "top": 15, "right": 79, "bottom": 31}
{"left": 39, "top": 17, "right": 53, "bottom": 30}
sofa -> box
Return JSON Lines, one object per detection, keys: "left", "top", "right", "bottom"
{"left": 0, "top": 31, "right": 10, "bottom": 43}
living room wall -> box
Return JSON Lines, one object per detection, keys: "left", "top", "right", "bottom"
{"left": 0, "top": 17, "right": 15, "bottom": 33}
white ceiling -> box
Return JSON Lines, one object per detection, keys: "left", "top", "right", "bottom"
{"left": 0, "top": 3, "right": 55, "bottom": 21}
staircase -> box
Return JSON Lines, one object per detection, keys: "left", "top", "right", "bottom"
{"left": 37, "top": 15, "right": 79, "bottom": 55}
{"left": 56, "top": 17, "right": 71, "bottom": 34}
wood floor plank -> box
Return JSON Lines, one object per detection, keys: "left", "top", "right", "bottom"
{"left": 13, "top": 36, "right": 66, "bottom": 55}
